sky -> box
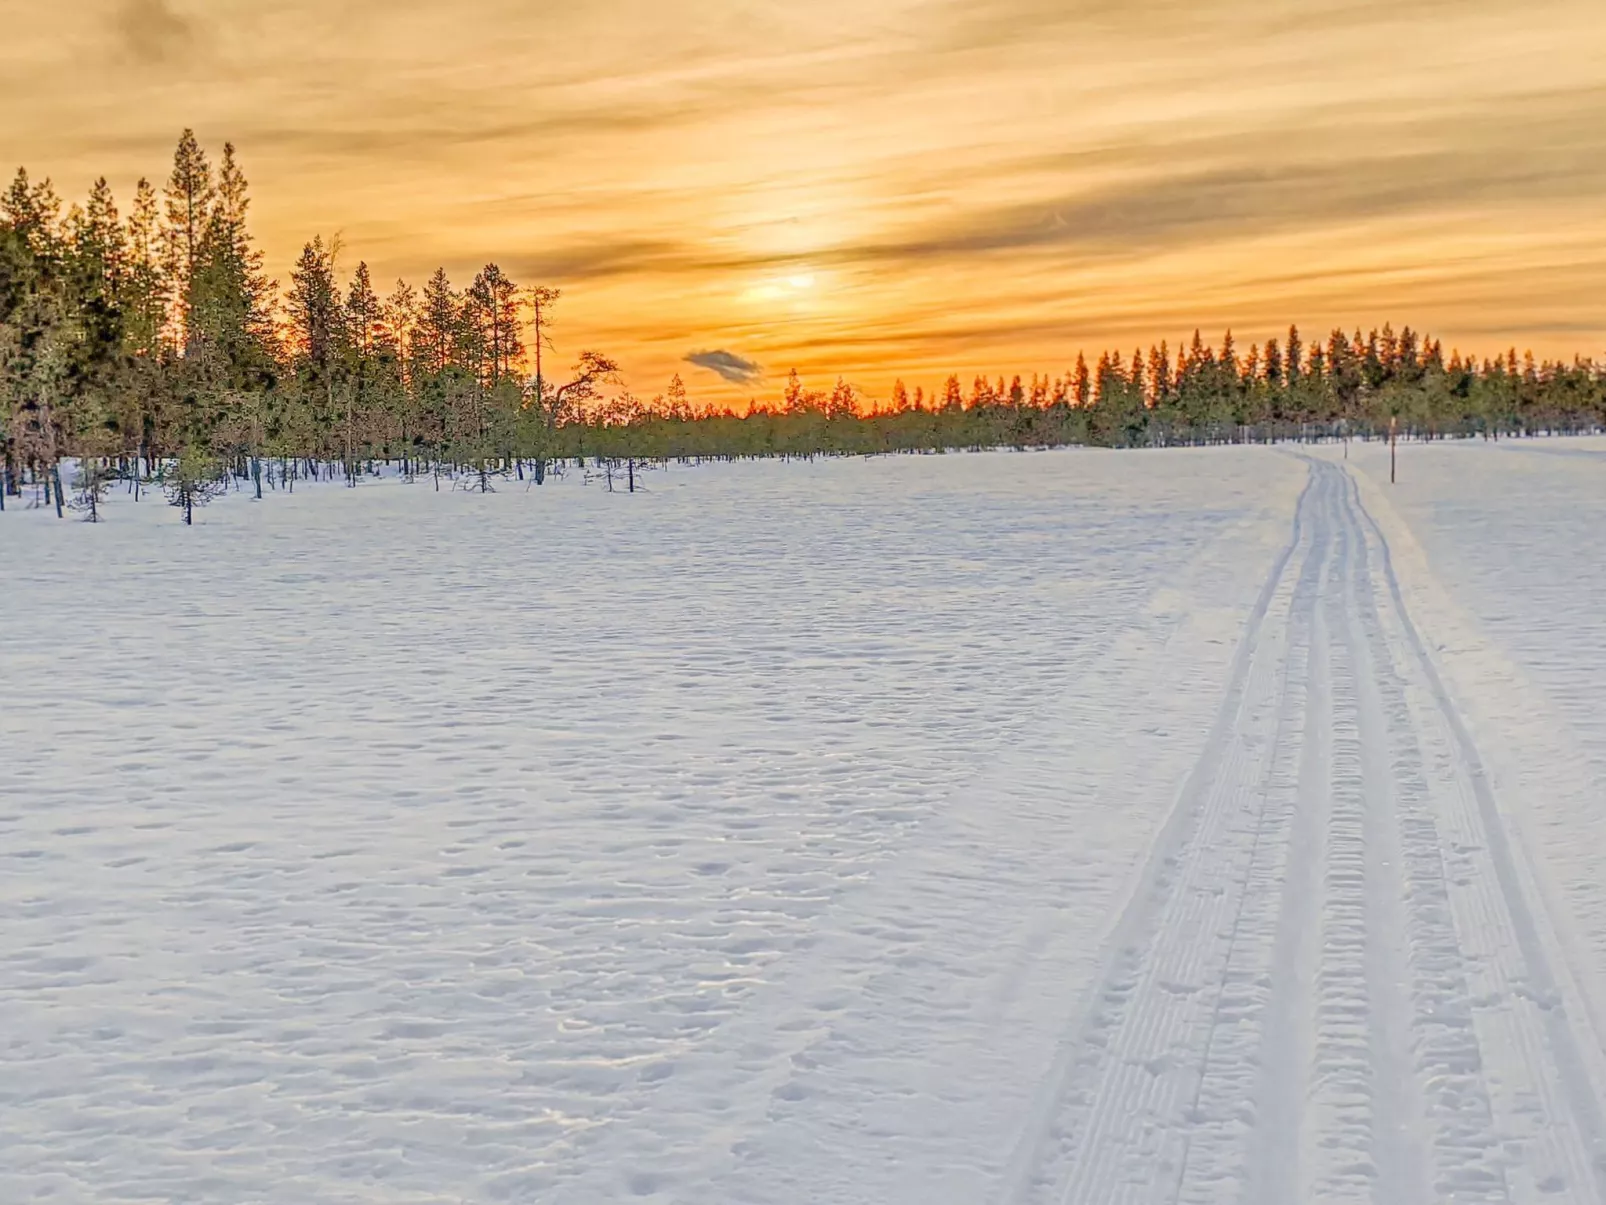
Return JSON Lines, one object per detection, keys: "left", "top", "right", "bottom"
{"left": 4, "top": 0, "right": 1606, "bottom": 404}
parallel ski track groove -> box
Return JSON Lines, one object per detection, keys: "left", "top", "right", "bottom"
{"left": 1306, "top": 476, "right": 1390, "bottom": 1202}
{"left": 1345, "top": 468, "right": 1606, "bottom": 1200}
{"left": 1167, "top": 462, "right": 1328, "bottom": 1204}
{"left": 1335, "top": 462, "right": 1506, "bottom": 1200}
{"left": 991, "top": 465, "right": 1319, "bottom": 1205}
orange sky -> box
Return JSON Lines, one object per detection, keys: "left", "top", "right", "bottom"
{"left": 5, "top": 0, "right": 1606, "bottom": 405}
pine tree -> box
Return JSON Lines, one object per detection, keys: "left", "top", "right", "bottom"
{"left": 1220, "top": 330, "right": 1238, "bottom": 382}
{"left": 666, "top": 373, "right": 688, "bottom": 421}
{"left": 1148, "top": 342, "right": 1172, "bottom": 404}
{"left": 1262, "top": 337, "right": 1283, "bottom": 387}
{"left": 1072, "top": 353, "right": 1090, "bottom": 407}
{"left": 164, "top": 444, "right": 225, "bottom": 524}
{"left": 347, "top": 262, "right": 381, "bottom": 359}
{"left": 163, "top": 129, "right": 213, "bottom": 351}
{"left": 783, "top": 367, "right": 805, "bottom": 414}
{"left": 193, "top": 143, "right": 273, "bottom": 371}
{"left": 74, "top": 178, "right": 128, "bottom": 303}
{"left": 287, "top": 236, "right": 347, "bottom": 462}
{"left": 467, "top": 264, "right": 522, "bottom": 383}
{"left": 185, "top": 142, "right": 275, "bottom": 462}
{"left": 123, "top": 178, "right": 168, "bottom": 359}
{"left": 416, "top": 268, "right": 458, "bottom": 378}
{"left": 525, "top": 284, "right": 560, "bottom": 414}
{"left": 827, "top": 377, "right": 857, "bottom": 419}
{"left": 377, "top": 278, "right": 419, "bottom": 471}
{"left": 120, "top": 177, "right": 170, "bottom": 470}
{"left": 3, "top": 167, "right": 62, "bottom": 256}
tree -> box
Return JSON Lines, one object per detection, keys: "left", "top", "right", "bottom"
{"left": 342, "top": 261, "right": 385, "bottom": 482}
{"left": 552, "top": 351, "right": 620, "bottom": 418}
{"left": 346, "top": 262, "right": 381, "bottom": 359}
{"left": 193, "top": 144, "right": 273, "bottom": 366}
{"left": 1262, "top": 337, "right": 1283, "bottom": 388}
{"left": 783, "top": 368, "right": 824, "bottom": 415}
{"left": 415, "top": 268, "right": 457, "bottom": 377}
{"left": 286, "top": 236, "right": 352, "bottom": 472}
{"left": 73, "top": 178, "right": 128, "bottom": 304}
{"left": 665, "top": 373, "right": 689, "bottom": 421}
{"left": 467, "top": 263, "right": 522, "bottom": 383}
{"left": 69, "top": 457, "right": 113, "bottom": 522}
{"left": 3, "top": 167, "right": 62, "bottom": 254}
{"left": 122, "top": 177, "right": 168, "bottom": 351}
{"left": 163, "top": 129, "right": 213, "bottom": 351}
{"left": 826, "top": 377, "right": 857, "bottom": 419}
{"left": 2, "top": 169, "right": 127, "bottom": 510}
{"left": 184, "top": 143, "right": 276, "bottom": 460}
{"left": 1072, "top": 354, "right": 1091, "bottom": 407}
{"left": 164, "top": 444, "right": 226, "bottom": 524}
{"left": 525, "top": 284, "right": 560, "bottom": 412}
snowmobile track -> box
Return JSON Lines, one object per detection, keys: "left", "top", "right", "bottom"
{"left": 998, "top": 458, "right": 1606, "bottom": 1205}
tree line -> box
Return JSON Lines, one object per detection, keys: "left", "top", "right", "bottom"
{"left": 4, "top": 131, "right": 1604, "bottom": 519}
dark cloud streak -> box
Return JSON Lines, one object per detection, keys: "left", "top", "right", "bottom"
{"left": 685, "top": 349, "right": 763, "bottom": 384}
{"left": 836, "top": 144, "right": 1606, "bottom": 268}
{"left": 115, "top": 0, "right": 196, "bottom": 65}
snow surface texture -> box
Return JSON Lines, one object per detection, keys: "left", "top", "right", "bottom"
{"left": 1, "top": 443, "right": 1604, "bottom": 1203}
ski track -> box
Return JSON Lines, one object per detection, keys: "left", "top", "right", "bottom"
{"left": 1008, "top": 458, "right": 1606, "bottom": 1205}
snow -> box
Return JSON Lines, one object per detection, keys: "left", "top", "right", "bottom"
{"left": 2, "top": 443, "right": 1605, "bottom": 1203}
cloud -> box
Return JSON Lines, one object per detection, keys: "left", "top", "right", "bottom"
{"left": 509, "top": 239, "right": 696, "bottom": 283}
{"left": 685, "top": 349, "right": 763, "bottom": 384}
{"left": 115, "top": 0, "right": 196, "bottom": 65}
{"left": 830, "top": 136, "right": 1606, "bottom": 271}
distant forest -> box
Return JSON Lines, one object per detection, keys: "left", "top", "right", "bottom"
{"left": 4, "top": 131, "right": 1604, "bottom": 516}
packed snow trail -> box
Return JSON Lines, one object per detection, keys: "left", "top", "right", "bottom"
{"left": 1006, "top": 458, "right": 1606, "bottom": 1205}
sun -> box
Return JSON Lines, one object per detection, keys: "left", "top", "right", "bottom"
{"left": 741, "top": 271, "right": 821, "bottom": 305}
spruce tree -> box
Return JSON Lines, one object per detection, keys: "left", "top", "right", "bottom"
{"left": 163, "top": 129, "right": 214, "bottom": 351}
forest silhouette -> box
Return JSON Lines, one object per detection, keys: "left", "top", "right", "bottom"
{"left": 4, "top": 132, "right": 1604, "bottom": 516}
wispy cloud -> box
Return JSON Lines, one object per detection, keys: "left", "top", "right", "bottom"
{"left": 834, "top": 146, "right": 1606, "bottom": 269}
{"left": 685, "top": 349, "right": 763, "bottom": 384}
{"left": 114, "top": 0, "right": 196, "bottom": 65}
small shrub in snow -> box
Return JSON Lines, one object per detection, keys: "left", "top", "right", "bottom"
{"left": 163, "top": 449, "right": 227, "bottom": 525}
{"left": 69, "top": 460, "right": 114, "bottom": 522}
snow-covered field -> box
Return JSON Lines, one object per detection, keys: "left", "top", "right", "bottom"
{"left": 2, "top": 441, "right": 1604, "bottom": 1203}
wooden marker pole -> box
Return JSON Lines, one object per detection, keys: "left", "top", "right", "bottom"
{"left": 1390, "top": 414, "right": 1398, "bottom": 484}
